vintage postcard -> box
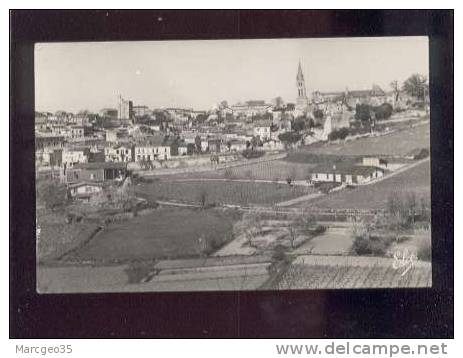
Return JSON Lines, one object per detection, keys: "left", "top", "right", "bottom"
{"left": 34, "top": 37, "right": 431, "bottom": 293}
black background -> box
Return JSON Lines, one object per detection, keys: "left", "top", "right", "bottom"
{"left": 10, "top": 10, "right": 453, "bottom": 338}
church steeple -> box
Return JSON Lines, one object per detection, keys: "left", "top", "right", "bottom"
{"left": 297, "top": 61, "right": 304, "bottom": 81}
{"left": 296, "top": 60, "right": 308, "bottom": 107}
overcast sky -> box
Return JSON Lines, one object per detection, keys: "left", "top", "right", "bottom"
{"left": 35, "top": 36, "right": 429, "bottom": 112}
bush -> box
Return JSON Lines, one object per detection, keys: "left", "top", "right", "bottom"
{"left": 416, "top": 237, "right": 432, "bottom": 261}
{"left": 272, "top": 244, "right": 289, "bottom": 262}
{"left": 36, "top": 179, "right": 68, "bottom": 210}
{"left": 278, "top": 132, "right": 302, "bottom": 144}
{"left": 311, "top": 224, "right": 326, "bottom": 236}
{"left": 351, "top": 234, "right": 395, "bottom": 256}
{"left": 355, "top": 103, "right": 372, "bottom": 121}
{"left": 314, "top": 182, "right": 341, "bottom": 194}
{"left": 124, "top": 261, "right": 156, "bottom": 284}
{"left": 292, "top": 117, "right": 307, "bottom": 132}
{"left": 242, "top": 149, "right": 265, "bottom": 159}
{"left": 313, "top": 109, "right": 324, "bottom": 120}
{"left": 414, "top": 148, "right": 429, "bottom": 160}
{"left": 373, "top": 103, "right": 393, "bottom": 120}
{"left": 223, "top": 167, "right": 234, "bottom": 179}
{"left": 328, "top": 127, "right": 349, "bottom": 141}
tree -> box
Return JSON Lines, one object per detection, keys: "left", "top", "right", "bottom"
{"left": 250, "top": 136, "right": 262, "bottom": 148}
{"left": 328, "top": 127, "right": 349, "bottom": 141}
{"left": 402, "top": 74, "right": 428, "bottom": 100}
{"left": 36, "top": 180, "right": 68, "bottom": 210}
{"left": 241, "top": 210, "right": 263, "bottom": 248}
{"left": 195, "top": 135, "right": 202, "bottom": 153}
{"left": 313, "top": 109, "right": 324, "bottom": 120}
{"left": 273, "top": 96, "right": 285, "bottom": 108}
{"left": 242, "top": 148, "right": 264, "bottom": 159}
{"left": 198, "top": 189, "right": 208, "bottom": 208}
{"left": 278, "top": 132, "right": 302, "bottom": 146}
{"left": 373, "top": 103, "right": 393, "bottom": 120}
{"left": 390, "top": 80, "right": 400, "bottom": 102}
{"left": 286, "top": 220, "right": 301, "bottom": 249}
{"left": 355, "top": 103, "right": 372, "bottom": 122}
{"left": 187, "top": 143, "right": 195, "bottom": 155}
{"left": 292, "top": 117, "right": 306, "bottom": 132}
{"left": 197, "top": 235, "right": 209, "bottom": 257}
{"left": 406, "top": 193, "right": 417, "bottom": 225}
{"left": 219, "top": 100, "right": 228, "bottom": 109}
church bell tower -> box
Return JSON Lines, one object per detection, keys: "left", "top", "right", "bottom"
{"left": 296, "top": 61, "right": 309, "bottom": 110}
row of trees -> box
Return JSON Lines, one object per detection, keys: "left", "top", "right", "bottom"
{"left": 396, "top": 74, "right": 429, "bottom": 101}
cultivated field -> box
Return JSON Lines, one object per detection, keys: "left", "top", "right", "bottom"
{"left": 159, "top": 159, "right": 317, "bottom": 181}
{"left": 207, "top": 160, "right": 316, "bottom": 181}
{"left": 295, "top": 123, "right": 430, "bottom": 157}
{"left": 295, "top": 160, "right": 430, "bottom": 210}
{"left": 135, "top": 180, "right": 317, "bottom": 206}
{"left": 276, "top": 255, "right": 432, "bottom": 289}
{"left": 63, "top": 207, "right": 239, "bottom": 263}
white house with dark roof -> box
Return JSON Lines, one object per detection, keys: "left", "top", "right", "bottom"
{"left": 310, "top": 164, "right": 385, "bottom": 185}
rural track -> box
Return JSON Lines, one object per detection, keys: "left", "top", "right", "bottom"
{"left": 355, "top": 156, "right": 430, "bottom": 187}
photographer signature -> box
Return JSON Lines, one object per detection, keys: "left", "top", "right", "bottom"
{"left": 392, "top": 249, "right": 417, "bottom": 276}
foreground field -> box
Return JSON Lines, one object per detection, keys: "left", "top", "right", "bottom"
{"left": 37, "top": 255, "right": 274, "bottom": 293}
{"left": 295, "top": 123, "right": 429, "bottom": 157}
{"left": 295, "top": 159, "right": 430, "bottom": 210}
{"left": 276, "top": 255, "right": 432, "bottom": 289}
{"left": 135, "top": 180, "right": 316, "bottom": 206}
{"left": 36, "top": 210, "right": 101, "bottom": 263}
{"left": 63, "top": 207, "right": 240, "bottom": 263}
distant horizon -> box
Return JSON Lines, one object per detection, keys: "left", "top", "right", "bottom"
{"left": 35, "top": 37, "right": 429, "bottom": 113}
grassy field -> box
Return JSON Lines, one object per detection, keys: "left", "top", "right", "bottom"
{"left": 36, "top": 210, "right": 101, "bottom": 263}
{"left": 135, "top": 180, "right": 317, "bottom": 206}
{"left": 295, "top": 160, "right": 430, "bottom": 210}
{"left": 210, "top": 160, "right": 317, "bottom": 181}
{"left": 159, "top": 159, "right": 318, "bottom": 181}
{"left": 64, "top": 207, "right": 240, "bottom": 262}
{"left": 293, "top": 123, "right": 430, "bottom": 157}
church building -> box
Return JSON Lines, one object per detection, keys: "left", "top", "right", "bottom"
{"left": 295, "top": 61, "right": 310, "bottom": 112}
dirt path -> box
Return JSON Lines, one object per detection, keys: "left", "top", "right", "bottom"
{"left": 355, "top": 157, "right": 430, "bottom": 187}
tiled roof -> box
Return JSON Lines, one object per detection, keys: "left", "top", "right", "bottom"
{"left": 311, "top": 164, "right": 384, "bottom": 176}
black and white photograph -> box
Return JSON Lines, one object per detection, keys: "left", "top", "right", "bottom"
{"left": 34, "top": 36, "right": 432, "bottom": 293}
{"left": 10, "top": 9, "right": 454, "bottom": 341}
